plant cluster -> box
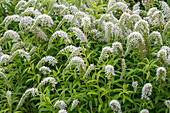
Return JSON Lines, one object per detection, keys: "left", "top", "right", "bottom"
{"left": 0, "top": 0, "right": 169, "bottom": 112}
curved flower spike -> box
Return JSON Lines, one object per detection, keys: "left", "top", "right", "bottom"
{"left": 48, "top": 4, "right": 67, "bottom": 15}
{"left": 58, "top": 45, "right": 77, "bottom": 55}
{"left": 159, "top": 1, "right": 170, "bottom": 21}
{"left": 20, "top": 7, "right": 42, "bottom": 18}
{"left": 109, "top": 100, "right": 122, "bottom": 113}
{"left": 104, "top": 22, "right": 114, "bottom": 43}
{"left": 149, "top": 31, "right": 163, "bottom": 45}
{"left": 0, "top": 15, "right": 20, "bottom": 30}
{"left": 119, "top": 12, "right": 131, "bottom": 37}
{"left": 125, "top": 32, "right": 145, "bottom": 56}
{"left": 128, "top": 14, "right": 142, "bottom": 29}
{"left": 83, "top": 64, "right": 95, "bottom": 79}
{"left": 71, "top": 99, "right": 79, "bottom": 111}
{"left": 15, "top": 1, "right": 27, "bottom": 13}
{"left": 6, "top": 91, "right": 11, "bottom": 106}
{"left": 58, "top": 15, "right": 74, "bottom": 27}
{"left": 66, "top": 47, "right": 86, "bottom": 64}
{"left": 48, "top": 30, "right": 70, "bottom": 50}
{"left": 107, "top": 2, "right": 128, "bottom": 13}
{"left": 81, "top": 17, "right": 91, "bottom": 33}
{"left": 16, "top": 88, "right": 38, "bottom": 110}
{"left": 105, "top": 65, "right": 115, "bottom": 80}
{"left": 69, "top": 27, "right": 88, "bottom": 44}
{"left": 39, "top": 66, "right": 52, "bottom": 75}
{"left": 37, "top": 77, "right": 57, "bottom": 89}
{"left": 36, "top": 56, "right": 57, "bottom": 69}
{"left": 134, "top": 20, "right": 149, "bottom": 36}
{"left": 30, "top": 14, "right": 53, "bottom": 31}
{"left": 133, "top": 2, "right": 140, "bottom": 14}
{"left": 163, "top": 21, "right": 170, "bottom": 36}
{"left": 165, "top": 100, "right": 170, "bottom": 109}
{"left": 58, "top": 109, "right": 67, "bottom": 113}
{"left": 151, "top": 10, "right": 164, "bottom": 25}
{"left": 132, "top": 81, "right": 138, "bottom": 93}
{"left": 98, "top": 46, "right": 113, "bottom": 64}
{"left": 65, "top": 56, "right": 85, "bottom": 71}
{"left": 156, "top": 67, "right": 166, "bottom": 81}
{"left": 53, "top": 100, "right": 67, "bottom": 109}
{"left": 140, "top": 109, "right": 149, "bottom": 113}
{"left": 10, "top": 49, "right": 31, "bottom": 62}
{"left": 147, "top": 7, "right": 158, "bottom": 17}
{"left": 19, "top": 16, "right": 35, "bottom": 32}
{"left": 0, "top": 30, "right": 21, "bottom": 43}
{"left": 112, "top": 42, "right": 123, "bottom": 55}
{"left": 0, "top": 54, "right": 10, "bottom": 65}
{"left": 157, "top": 46, "right": 169, "bottom": 63}
{"left": 32, "top": 27, "right": 48, "bottom": 41}
{"left": 141, "top": 83, "right": 152, "bottom": 100}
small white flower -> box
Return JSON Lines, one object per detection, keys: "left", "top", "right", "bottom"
{"left": 156, "top": 67, "right": 166, "bottom": 81}
{"left": 110, "top": 100, "right": 122, "bottom": 112}
{"left": 84, "top": 64, "right": 95, "bottom": 78}
{"left": 10, "top": 49, "right": 30, "bottom": 62}
{"left": 71, "top": 99, "right": 79, "bottom": 111}
{"left": 165, "top": 100, "right": 170, "bottom": 109}
{"left": 58, "top": 109, "right": 67, "bottom": 113}
{"left": 36, "top": 56, "right": 58, "bottom": 68}
{"left": 98, "top": 46, "right": 113, "bottom": 64}
{"left": 141, "top": 83, "right": 152, "bottom": 100}
{"left": 37, "top": 77, "right": 57, "bottom": 89}
{"left": 140, "top": 109, "right": 149, "bottom": 113}
{"left": 134, "top": 20, "right": 149, "bottom": 36}
{"left": 0, "top": 54, "right": 10, "bottom": 65}
{"left": 132, "top": 81, "right": 138, "bottom": 93}
{"left": 16, "top": 88, "right": 38, "bottom": 110}
{"left": 39, "top": 66, "right": 52, "bottom": 75}
{"left": 6, "top": 91, "right": 11, "bottom": 106}
{"left": 53, "top": 100, "right": 67, "bottom": 109}
{"left": 112, "top": 42, "right": 123, "bottom": 55}
{"left": 58, "top": 45, "right": 77, "bottom": 54}
{"left": 105, "top": 65, "right": 115, "bottom": 80}
{"left": 149, "top": 31, "right": 163, "bottom": 45}
{"left": 69, "top": 27, "right": 88, "bottom": 44}
{"left": 65, "top": 56, "right": 85, "bottom": 71}
{"left": 31, "top": 14, "right": 53, "bottom": 31}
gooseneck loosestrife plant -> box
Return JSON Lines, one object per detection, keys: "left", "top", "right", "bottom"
{"left": 0, "top": 0, "right": 169, "bottom": 112}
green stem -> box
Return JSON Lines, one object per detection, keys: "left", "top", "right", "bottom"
{"left": 10, "top": 105, "right": 12, "bottom": 113}
{"left": 109, "top": 78, "right": 111, "bottom": 102}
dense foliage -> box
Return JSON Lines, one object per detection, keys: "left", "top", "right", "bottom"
{"left": 0, "top": 0, "right": 169, "bottom": 113}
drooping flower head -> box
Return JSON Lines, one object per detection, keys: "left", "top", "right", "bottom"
{"left": 53, "top": 100, "right": 67, "bottom": 109}
{"left": 16, "top": 88, "right": 38, "bottom": 110}
{"left": 6, "top": 91, "right": 11, "bottom": 106}
{"left": 132, "top": 81, "right": 138, "bottom": 93}
{"left": 39, "top": 66, "right": 52, "bottom": 75}
{"left": 156, "top": 67, "right": 166, "bottom": 81}
{"left": 165, "top": 100, "right": 170, "bottom": 109}
{"left": 65, "top": 56, "right": 85, "bottom": 71}
{"left": 37, "top": 77, "right": 57, "bottom": 89}
{"left": 36, "top": 56, "right": 58, "bottom": 69}
{"left": 140, "top": 109, "right": 149, "bottom": 113}
{"left": 149, "top": 31, "right": 163, "bottom": 45}
{"left": 31, "top": 14, "right": 53, "bottom": 31}
{"left": 141, "top": 83, "right": 152, "bottom": 100}
{"left": 71, "top": 99, "right": 79, "bottom": 111}
{"left": 105, "top": 65, "right": 115, "bottom": 80}
{"left": 134, "top": 20, "right": 149, "bottom": 36}
{"left": 98, "top": 46, "right": 113, "bottom": 64}
{"left": 109, "top": 100, "right": 122, "bottom": 112}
